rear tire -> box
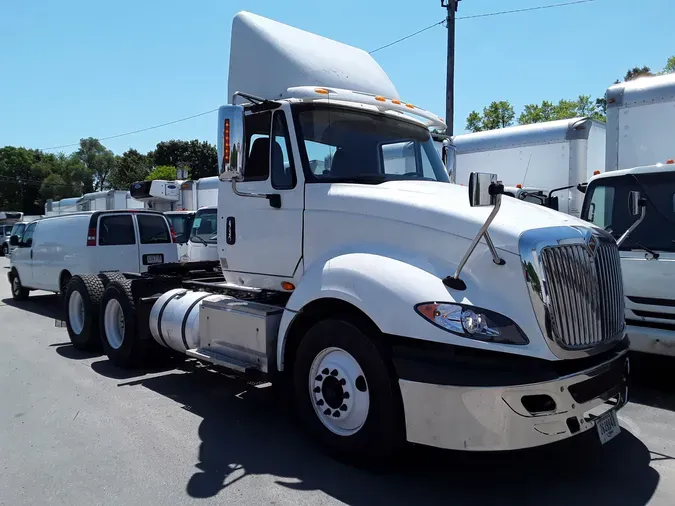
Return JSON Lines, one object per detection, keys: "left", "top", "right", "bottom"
{"left": 64, "top": 275, "right": 104, "bottom": 351}
{"left": 292, "top": 318, "right": 404, "bottom": 468}
{"left": 9, "top": 270, "right": 30, "bottom": 301}
{"left": 1, "top": 244, "right": 7, "bottom": 256}
{"left": 100, "top": 279, "right": 147, "bottom": 368}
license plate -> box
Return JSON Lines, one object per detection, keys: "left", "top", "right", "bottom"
{"left": 145, "top": 254, "right": 163, "bottom": 264}
{"left": 596, "top": 410, "right": 620, "bottom": 444}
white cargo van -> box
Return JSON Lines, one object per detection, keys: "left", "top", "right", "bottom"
{"left": 7, "top": 210, "right": 178, "bottom": 300}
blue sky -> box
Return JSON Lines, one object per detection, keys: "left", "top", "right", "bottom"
{"left": 1, "top": 0, "right": 672, "bottom": 156}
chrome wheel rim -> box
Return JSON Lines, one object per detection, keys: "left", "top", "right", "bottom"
{"left": 12, "top": 277, "right": 20, "bottom": 296}
{"left": 68, "top": 290, "right": 85, "bottom": 335}
{"left": 104, "top": 299, "right": 125, "bottom": 350}
{"left": 309, "top": 347, "right": 370, "bottom": 436}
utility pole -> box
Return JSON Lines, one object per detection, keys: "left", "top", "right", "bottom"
{"left": 441, "top": 0, "right": 460, "bottom": 136}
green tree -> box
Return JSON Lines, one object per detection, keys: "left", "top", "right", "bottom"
{"left": 465, "top": 101, "right": 515, "bottom": 132}
{"left": 148, "top": 139, "right": 217, "bottom": 179}
{"left": 0, "top": 147, "right": 43, "bottom": 213}
{"left": 109, "top": 149, "right": 151, "bottom": 190}
{"left": 36, "top": 152, "right": 89, "bottom": 201}
{"left": 146, "top": 165, "right": 178, "bottom": 181}
{"left": 663, "top": 56, "right": 675, "bottom": 74}
{"left": 519, "top": 95, "right": 606, "bottom": 125}
{"left": 75, "top": 137, "right": 114, "bottom": 191}
{"left": 624, "top": 66, "right": 652, "bottom": 81}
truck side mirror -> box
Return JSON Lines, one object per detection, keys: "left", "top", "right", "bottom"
{"left": 628, "top": 190, "right": 644, "bottom": 216}
{"left": 9, "top": 235, "right": 18, "bottom": 247}
{"left": 548, "top": 196, "right": 559, "bottom": 211}
{"left": 218, "top": 105, "right": 246, "bottom": 182}
{"left": 468, "top": 172, "right": 503, "bottom": 207}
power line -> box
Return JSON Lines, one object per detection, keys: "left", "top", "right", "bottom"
{"left": 40, "top": 108, "right": 219, "bottom": 151}
{"left": 38, "top": 0, "right": 599, "bottom": 151}
{"left": 369, "top": 0, "right": 599, "bottom": 54}
{"left": 457, "top": 0, "right": 598, "bottom": 20}
{"left": 369, "top": 20, "right": 446, "bottom": 54}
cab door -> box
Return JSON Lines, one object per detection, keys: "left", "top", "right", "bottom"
{"left": 218, "top": 105, "right": 304, "bottom": 284}
{"left": 11, "top": 221, "right": 37, "bottom": 287}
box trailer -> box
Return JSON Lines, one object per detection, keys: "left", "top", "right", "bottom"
{"left": 453, "top": 118, "right": 606, "bottom": 216}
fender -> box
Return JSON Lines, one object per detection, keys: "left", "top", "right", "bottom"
{"left": 276, "top": 249, "right": 552, "bottom": 371}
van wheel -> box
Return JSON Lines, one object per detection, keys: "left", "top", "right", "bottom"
{"left": 9, "top": 271, "right": 30, "bottom": 301}
{"left": 292, "top": 319, "right": 404, "bottom": 468}
{"left": 1, "top": 244, "right": 7, "bottom": 256}
{"left": 64, "top": 275, "right": 104, "bottom": 351}
{"left": 100, "top": 279, "right": 146, "bottom": 368}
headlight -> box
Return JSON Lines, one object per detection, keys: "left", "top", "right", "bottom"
{"left": 414, "top": 302, "right": 529, "bottom": 345}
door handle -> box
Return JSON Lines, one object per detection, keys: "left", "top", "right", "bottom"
{"left": 30, "top": 250, "right": 33, "bottom": 259}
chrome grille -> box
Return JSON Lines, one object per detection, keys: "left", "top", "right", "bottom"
{"left": 539, "top": 239, "right": 624, "bottom": 350}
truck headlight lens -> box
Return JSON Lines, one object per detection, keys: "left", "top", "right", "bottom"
{"left": 414, "top": 302, "right": 529, "bottom": 345}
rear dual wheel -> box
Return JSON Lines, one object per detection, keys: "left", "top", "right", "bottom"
{"left": 64, "top": 275, "right": 104, "bottom": 350}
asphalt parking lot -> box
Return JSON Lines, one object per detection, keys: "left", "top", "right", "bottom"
{"left": 1, "top": 257, "right": 674, "bottom": 505}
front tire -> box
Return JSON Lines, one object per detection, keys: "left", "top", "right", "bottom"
{"left": 9, "top": 271, "right": 30, "bottom": 301}
{"left": 292, "top": 319, "right": 404, "bottom": 467}
{"left": 2, "top": 244, "right": 7, "bottom": 256}
{"left": 64, "top": 275, "right": 104, "bottom": 351}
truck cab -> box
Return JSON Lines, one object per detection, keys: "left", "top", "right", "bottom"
{"left": 581, "top": 162, "right": 675, "bottom": 356}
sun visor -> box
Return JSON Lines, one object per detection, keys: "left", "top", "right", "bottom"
{"left": 227, "top": 11, "right": 399, "bottom": 102}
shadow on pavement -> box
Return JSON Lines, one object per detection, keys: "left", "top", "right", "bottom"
{"left": 54, "top": 342, "right": 103, "bottom": 361}
{"left": 110, "top": 366, "right": 659, "bottom": 506}
{"left": 628, "top": 352, "right": 675, "bottom": 411}
{"left": 2, "top": 294, "right": 63, "bottom": 320}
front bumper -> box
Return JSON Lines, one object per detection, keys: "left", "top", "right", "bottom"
{"left": 396, "top": 345, "right": 629, "bottom": 451}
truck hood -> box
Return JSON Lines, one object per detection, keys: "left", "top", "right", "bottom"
{"left": 312, "top": 180, "right": 590, "bottom": 254}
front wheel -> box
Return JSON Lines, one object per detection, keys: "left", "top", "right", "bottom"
{"left": 292, "top": 319, "right": 404, "bottom": 467}
{"left": 2, "top": 244, "right": 8, "bottom": 256}
{"left": 9, "top": 271, "right": 30, "bottom": 301}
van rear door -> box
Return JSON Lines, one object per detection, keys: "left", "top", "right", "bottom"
{"left": 96, "top": 213, "right": 141, "bottom": 273}
{"left": 135, "top": 213, "right": 179, "bottom": 270}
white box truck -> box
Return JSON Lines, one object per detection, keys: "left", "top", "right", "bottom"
{"left": 59, "top": 11, "right": 628, "bottom": 466}
{"left": 579, "top": 73, "right": 675, "bottom": 357}
{"left": 452, "top": 118, "right": 606, "bottom": 217}
{"left": 130, "top": 178, "right": 220, "bottom": 262}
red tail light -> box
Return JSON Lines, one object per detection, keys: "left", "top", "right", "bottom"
{"left": 170, "top": 226, "right": 177, "bottom": 243}
{"left": 86, "top": 227, "right": 96, "bottom": 246}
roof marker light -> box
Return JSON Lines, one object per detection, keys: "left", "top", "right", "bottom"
{"left": 666, "top": 159, "right": 674, "bottom": 164}
{"left": 593, "top": 170, "right": 601, "bottom": 175}
{"left": 391, "top": 99, "right": 402, "bottom": 105}
{"left": 314, "top": 88, "right": 330, "bottom": 95}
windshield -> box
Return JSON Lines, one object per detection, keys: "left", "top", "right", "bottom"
{"left": 10, "top": 223, "right": 24, "bottom": 237}
{"left": 293, "top": 104, "right": 450, "bottom": 184}
{"left": 166, "top": 214, "right": 193, "bottom": 244}
{"left": 581, "top": 172, "right": 675, "bottom": 252}
{"left": 190, "top": 208, "right": 217, "bottom": 244}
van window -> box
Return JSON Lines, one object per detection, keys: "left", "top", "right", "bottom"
{"left": 99, "top": 215, "right": 136, "bottom": 246}
{"left": 137, "top": 214, "right": 171, "bottom": 244}
{"left": 11, "top": 223, "right": 25, "bottom": 237}
{"left": 165, "top": 214, "right": 193, "bottom": 244}
{"left": 21, "top": 222, "right": 37, "bottom": 247}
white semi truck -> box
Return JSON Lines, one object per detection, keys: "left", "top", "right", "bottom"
{"left": 60, "top": 12, "right": 628, "bottom": 464}
{"left": 578, "top": 73, "right": 675, "bottom": 357}
{"left": 451, "top": 118, "right": 606, "bottom": 217}
{"left": 129, "top": 178, "right": 219, "bottom": 262}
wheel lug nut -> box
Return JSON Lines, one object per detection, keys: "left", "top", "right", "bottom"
{"left": 313, "top": 386, "right": 321, "bottom": 393}
{"left": 343, "top": 392, "right": 350, "bottom": 399}
{"left": 332, "top": 410, "right": 341, "bottom": 418}
{"left": 323, "top": 408, "right": 331, "bottom": 415}
{"left": 339, "top": 404, "right": 347, "bottom": 411}
{"left": 339, "top": 378, "right": 346, "bottom": 386}
{"left": 322, "top": 368, "right": 329, "bottom": 375}
{"left": 317, "top": 399, "right": 324, "bottom": 406}
{"left": 315, "top": 375, "right": 323, "bottom": 382}
{"left": 330, "top": 369, "right": 338, "bottom": 376}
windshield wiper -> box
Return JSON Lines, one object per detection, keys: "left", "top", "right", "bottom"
{"left": 621, "top": 241, "right": 661, "bottom": 259}
{"left": 190, "top": 235, "right": 208, "bottom": 246}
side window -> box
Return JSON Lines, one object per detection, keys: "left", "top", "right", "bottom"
{"left": 586, "top": 186, "right": 614, "bottom": 229}
{"left": 244, "top": 112, "right": 272, "bottom": 182}
{"left": 99, "top": 215, "right": 135, "bottom": 246}
{"left": 137, "top": 214, "right": 171, "bottom": 244}
{"left": 271, "top": 112, "right": 297, "bottom": 189}
{"left": 21, "top": 222, "right": 36, "bottom": 247}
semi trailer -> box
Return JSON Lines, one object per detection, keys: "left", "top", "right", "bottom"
{"left": 60, "top": 11, "right": 629, "bottom": 464}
